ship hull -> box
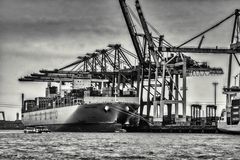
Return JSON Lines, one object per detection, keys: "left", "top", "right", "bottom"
{"left": 217, "top": 122, "right": 240, "bottom": 134}
{"left": 22, "top": 102, "right": 138, "bottom": 132}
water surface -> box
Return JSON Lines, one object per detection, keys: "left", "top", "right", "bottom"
{"left": 0, "top": 130, "right": 239, "bottom": 159}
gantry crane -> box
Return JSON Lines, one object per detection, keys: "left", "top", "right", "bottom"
{"left": 119, "top": 0, "right": 239, "bottom": 125}
{"left": 159, "top": 9, "right": 240, "bottom": 88}
{"left": 19, "top": 45, "right": 141, "bottom": 98}
{"left": 159, "top": 9, "right": 240, "bottom": 125}
{"left": 19, "top": 0, "right": 239, "bottom": 127}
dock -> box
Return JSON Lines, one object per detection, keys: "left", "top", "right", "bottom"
{"left": 0, "top": 120, "right": 24, "bottom": 130}
{"left": 0, "top": 112, "right": 24, "bottom": 130}
{"left": 123, "top": 125, "right": 218, "bottom": 133}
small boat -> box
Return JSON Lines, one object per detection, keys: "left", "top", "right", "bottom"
{"left": 24, "top": 126, "right": 51, "bottom": 134}
{"left": 24, "top": 127, "right": 37, "bottom": 134}
{"left": 114, "top": 128, "right": 127, "bottom": 133}
{"left": 218, "top": 120, "right": 240, "bottom": 134}
{"left": 35, "top": 126, "right": 51, "bottom": 133}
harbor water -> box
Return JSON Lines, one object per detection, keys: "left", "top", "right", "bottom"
{"left": 0, "top": 130, "right": 240, "bottom": 159}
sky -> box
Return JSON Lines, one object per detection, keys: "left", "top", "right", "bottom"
{"left": 0, "top": 0, "right": 239, "bottom": 120}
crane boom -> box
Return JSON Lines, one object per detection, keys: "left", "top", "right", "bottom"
{"left": 159, "top": 47, "right": 240, "bottom": 54}
{"left": 119, "top": 0, "right": 144, "bottom": 65}
{"left": 135, "top": 0, "right": 160, "bottom": 67}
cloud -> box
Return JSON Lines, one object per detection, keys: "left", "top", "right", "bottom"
{"left": 0, "top": 0, "right": 126, "bottom": 64}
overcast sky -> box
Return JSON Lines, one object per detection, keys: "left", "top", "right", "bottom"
{"left": 0, "top": 0, "right": 239, "bottom": 120}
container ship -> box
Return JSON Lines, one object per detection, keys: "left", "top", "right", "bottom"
{"left": 21, "top": 77, "right": 139, "bottom": 132}
{"left": 218, "top": 86, "right": 240, "bottom": 134}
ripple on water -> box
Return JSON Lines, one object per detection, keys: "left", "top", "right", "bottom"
{"left": 0, "top": 131, "right": 240, "bottom": 159}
